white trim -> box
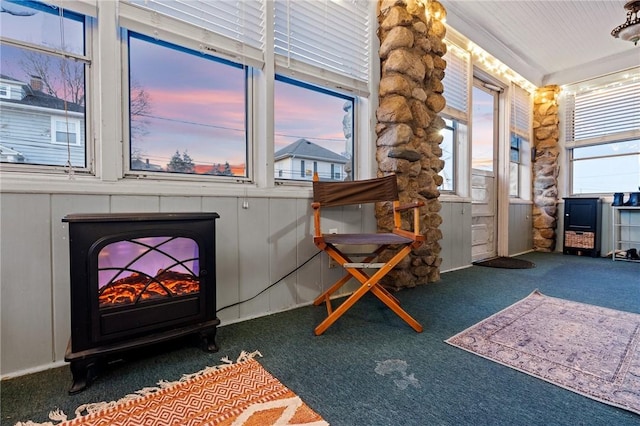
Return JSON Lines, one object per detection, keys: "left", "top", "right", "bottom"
{"left": 47, "top": 0, "right": 97, "bottom": 18}
{"left": 0, "top": 172, "right": 314, "bottom": 198}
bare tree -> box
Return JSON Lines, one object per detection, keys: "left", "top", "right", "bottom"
{"left": 130, "top": 79, "right": 152, "bottom": 141}
{"left": 19, "top": 50, "right": 152, "bottom": 143}
{"left": 19, "top": 50, "right": 85, "bottom": 105}
{"left": 19, "top": 50, "right": 150, "bottom": 113}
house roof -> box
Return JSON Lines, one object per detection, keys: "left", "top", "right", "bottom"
{"left": 131, "top": 158, "right": 163, "bottom": 171}
{"left": 274, "top": 138, "right": 348, "bottom": 163}
{"left": 0, "top": 74, "right": 24, "bottom": 84}
{"left": 0, "top": 74, "right": 84, "bottom": 113}
{"left": 10, "top": 87, "right": 84, "bottom": 112}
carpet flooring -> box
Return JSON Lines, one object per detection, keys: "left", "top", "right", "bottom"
{"left": 446, "top": 290, "right": 640, "bottom": 415}
{"left": 2, "top": 252, "right": 640, "bottom": 426}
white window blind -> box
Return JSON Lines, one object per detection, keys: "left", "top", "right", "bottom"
{"left": 121, "top": 0, "right": 265, "bottom": 67}
{"left": 442, "top": 43, "right": 469, "bottom": 119}
{"left": 274, "top": 0, "right": 370, "bottom": 95}
{"left": 510, "top": 84, "right": 531, "bottom": 138}
{"left": 565, "top": 69, "right": 640, "bottom": 146}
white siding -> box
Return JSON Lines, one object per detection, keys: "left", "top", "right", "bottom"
{"left": 0, "top": 104, "right": 85, "bottom": 166}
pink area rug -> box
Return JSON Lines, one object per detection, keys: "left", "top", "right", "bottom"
{"left": 446, "top": 290, "right": 640, "bottom": 415}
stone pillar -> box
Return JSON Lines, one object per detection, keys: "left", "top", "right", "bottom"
{"left": 376, "top": 0, "right": 446, "bottom": 289}
{"left": 532, "top": 85, "right": 560, "bottom": 252}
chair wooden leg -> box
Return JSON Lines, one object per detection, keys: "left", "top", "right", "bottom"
{"left": 371, "top": 284, "right": 423, "bottom": 332}
{"left": 314, "top": 278, "right": 373, "bottom": 335}
{"left": 376, "top": 284, "right": 400, "bottom": 305}
{"left": 313, "top": 273, "right": 352, "bottom": 306}
{"left": 313, "top": 245, "right": 378, "bottom": 306}
{"left": 313, "top": 243, "right": 422, "bottom": 335}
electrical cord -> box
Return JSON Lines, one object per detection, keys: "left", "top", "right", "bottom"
{"left": 216, "top": 251, "right": 322, "bottom": 313}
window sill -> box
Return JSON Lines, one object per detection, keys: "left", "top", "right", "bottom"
{"left": 0, "top": 172, "right": 314, "bottom": 199}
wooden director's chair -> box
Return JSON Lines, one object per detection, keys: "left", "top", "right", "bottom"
{"left": 311, "top": 172, "right": 425, "bottom": 335}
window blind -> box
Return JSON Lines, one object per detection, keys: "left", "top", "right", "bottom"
{"left": 565, "top": 69, "right": 640, "bottom": 146}
{"left": 510, "top": 84, "right": 530, "bottom": 138}
{"left": 274, "top": 0, "right": 370, "bottom": 95}
{"left": 442, "top": 43, "right": 469, "bottom": 118}
{"left": 121, "top": 0, "right": 265, "bottom": 67}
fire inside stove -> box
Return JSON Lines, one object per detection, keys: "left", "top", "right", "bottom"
{"left": 98, "top": 236, "right": 200, "bottom": 308}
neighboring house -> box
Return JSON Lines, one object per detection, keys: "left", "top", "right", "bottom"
{"left": 274, "top": 138, "right": 349, "bottom": 181}
{"left": 0, "top": 74, "right": 85, "bottom": 167}
{"left": 130, "top": 157, "right": 163, "bottom": 171}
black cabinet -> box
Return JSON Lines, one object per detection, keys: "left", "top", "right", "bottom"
{"left": 563, "top": 197, "right": 601, "bottom": 257}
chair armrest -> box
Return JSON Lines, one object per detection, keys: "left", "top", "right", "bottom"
{"left": 395, "top": 201, "right": 425, "bottom": 212}
{"left": 393, "top": 200, "right": 424, "bottom": 238}
{"left": 312, "top": 202, "right": 322, "bottom": 237}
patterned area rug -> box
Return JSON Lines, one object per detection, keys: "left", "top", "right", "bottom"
{"left": 16, "top": 351, "right": 328, "bottom": 426}
{"left": 446, "top": 291, "right": 640, "bottom": 415}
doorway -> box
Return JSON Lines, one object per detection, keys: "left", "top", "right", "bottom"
{"left": 471, "top": 79, "right": 500, "bottom": 262}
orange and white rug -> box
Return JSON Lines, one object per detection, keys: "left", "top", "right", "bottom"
{"left": 17, "top": 351, "right": 328, "bottom": 426}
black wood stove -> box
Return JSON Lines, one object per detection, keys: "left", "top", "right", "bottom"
{"left": 62, "top": 212, "right": 220, "bottom": 393}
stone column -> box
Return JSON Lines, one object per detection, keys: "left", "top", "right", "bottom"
{"left": 532, "top": 85, "right": 560, "bottom": 252}
{"left": 376, "top": 0, "right": 446, "bottom": 289}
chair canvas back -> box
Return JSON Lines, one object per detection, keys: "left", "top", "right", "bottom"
{"left": 313, "top": 175, "right": 398, "bottom": 207}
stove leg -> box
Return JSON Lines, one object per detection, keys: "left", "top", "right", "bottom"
{"left": 68, "top": 358, "right": 96, "bottom": 395}
{"left": 200, "top": 328, "right": 219, "bottom": 352}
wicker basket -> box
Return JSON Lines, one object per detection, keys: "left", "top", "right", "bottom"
{"left": 564, "top": 231, "right": 595, "bottom": 249}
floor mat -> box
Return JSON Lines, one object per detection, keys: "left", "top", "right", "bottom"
{"left": 473, "top": 256, "right": 535, "bottom": 269}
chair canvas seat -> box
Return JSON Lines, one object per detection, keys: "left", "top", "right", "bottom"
{"left": 321, "top": 233, "right": 413, "bottom": 245}
{"left": 311, "top": 173, "right": 425, "bottom": 335}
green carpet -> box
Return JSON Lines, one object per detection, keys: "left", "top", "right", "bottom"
{"left": 2, "top": 252, "right": 639, "bottom": 425}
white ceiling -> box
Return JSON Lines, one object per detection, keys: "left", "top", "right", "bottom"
{"left": 441, "top": 0, "right": 640, "bottom": 86}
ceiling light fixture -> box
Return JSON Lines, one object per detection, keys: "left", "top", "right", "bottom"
{"left": 611, "top": 0, "right": 640, "bottom": 45}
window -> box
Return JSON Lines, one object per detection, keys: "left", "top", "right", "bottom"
{"left": 127, "top": 33, "right": 247, "bottom": 177}
{"left": 0, "top": 1, "right": 87, "bottom": 168}
{"left": 571, "top": 140, "right": 640, "bottom": 194}
{"left": 439, "top": 118, "right": 455, "bottom": 191}
{"left": 471, "top": 85, "right": 496, "bottom": 172}
{"left": 510, "top": 84, "right": 531, "bottom": 198}
{"left": 0, "top": 85, "right": 9, "bottom": 99}
{"left": 274, "top": 76, "right": 354, "bottom": 181}
{"left": 52, "top": 117, "right": 81, "bottom": 145}
{"left": 1, "top": 1, "right": 373, "bottom": 183}
{"left": 272, "top": 0, "right": 368, "bottom": 182}
{"left": 565, "top": 69, "right": 640, "bottom": 194}
{"left": 510, "top": 135, "right": 521, "bottom": 163}
{"left": 440, "top": 42, "right": 470, "bottom": 193}
{"left": 509, "top": 135, "right": 522, "bottom": 197}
